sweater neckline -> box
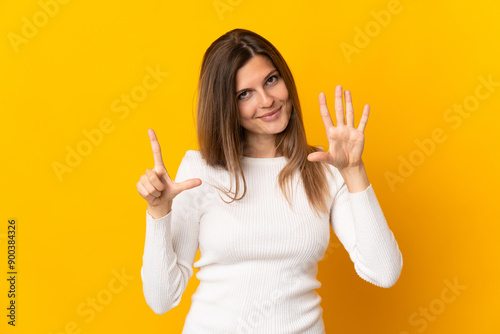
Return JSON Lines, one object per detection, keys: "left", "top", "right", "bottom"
{"left": 241, "top": 155, "right": 287, "bottom": 165}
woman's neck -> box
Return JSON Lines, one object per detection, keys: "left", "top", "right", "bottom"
{"left": 242, "top": 134, "right": 281, "bottom": 158}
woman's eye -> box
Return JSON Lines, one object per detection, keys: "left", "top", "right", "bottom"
{"left": 267, "top": 75, "right": 278, "bottom": 84}
{"left": 238, "top": 75, "right": 278, "bottom": 100}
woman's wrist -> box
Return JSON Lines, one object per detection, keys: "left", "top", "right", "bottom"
{"left": 147, "top": 202, "right": 172, "bottom": 219}
{"left": 339, "top": 162, "right": 370, "bottom": 193}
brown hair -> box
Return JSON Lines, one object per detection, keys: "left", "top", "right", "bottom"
{"left": 196, "top": 28, "right": 333, "bottom": 217}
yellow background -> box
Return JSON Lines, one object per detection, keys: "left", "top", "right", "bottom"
{"left": 1, "top": 0, "right": 499, "bottom": 333}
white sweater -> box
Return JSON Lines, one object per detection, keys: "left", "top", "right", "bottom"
{"left": 141, "top": 150, "right": 403, "bottom": 334}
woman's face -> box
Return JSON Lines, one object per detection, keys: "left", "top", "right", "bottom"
{"left": 235, "top": 54, "right": 292, "bottom": 141}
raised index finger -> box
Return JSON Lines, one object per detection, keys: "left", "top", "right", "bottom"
{"left": 319, "top": 92, "right": 334, "bottom": 129}
{"left": 148, "top": 128, "right": 164, "bottom": 168}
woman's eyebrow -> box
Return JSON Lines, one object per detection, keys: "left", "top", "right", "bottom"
{"left": 236, "top": 69, "right": 278, "bottom": 95}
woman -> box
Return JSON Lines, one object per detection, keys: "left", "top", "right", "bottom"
{"left": 137, "top": 28, "right": 403, "bottom": 333}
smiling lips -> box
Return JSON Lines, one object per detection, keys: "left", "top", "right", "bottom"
{"left": 258, "top": 106, "right": 281, "bottom": 118}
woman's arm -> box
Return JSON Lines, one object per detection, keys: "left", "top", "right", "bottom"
{"left": 330, "top": 167, "right": 403, "bottom": 288}
{"left": 141, "top": 151, "right": 201, "bottom": 314}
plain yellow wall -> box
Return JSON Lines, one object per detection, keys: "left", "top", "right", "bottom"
{"left": 1, "top": 0, "right": 499, "bottom": 333}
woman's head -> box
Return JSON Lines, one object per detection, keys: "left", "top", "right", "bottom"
{"left": 197, "top": 28, "right": 302, "bottom": 162}
{"left": 235, "top": 54, "right": 292, "bottom": 156}
{"left": 196, "top": 28, "right": 333, "bottom": 217}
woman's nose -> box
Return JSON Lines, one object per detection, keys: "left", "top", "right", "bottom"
{"left": 258, "top": 90, "right": 274, "bottom": 108}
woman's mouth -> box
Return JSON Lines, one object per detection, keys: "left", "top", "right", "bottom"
{"left": 258, "top": 106, "right": 282, "bottom": 121}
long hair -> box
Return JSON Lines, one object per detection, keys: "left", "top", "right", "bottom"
{"left": 196, "top": 28, "right": 333, "bottom": 218}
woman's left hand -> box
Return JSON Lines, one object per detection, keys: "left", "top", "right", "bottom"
{"left": 307, "top": 85, "right": 370, "bottom": 171}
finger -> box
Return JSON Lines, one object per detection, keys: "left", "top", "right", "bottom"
{"left": 307, "top": 151, "right": 328, "bottom": 162}
{"left": 176, "top": 178, "right": 202, "bottom": 193}
{"left": 358, "top": 104, "right": 370, "bottom": 133}
{"left": 319, "top": 92, "right": 334, "bottom": 129}
{"left": 148, "top": 129, "right": 165, "bottom": 169}
{"left": 345, "top": 90, "right": 354, "bottom": 127}
{"left": 140, "top": 174, "right": 162, "bottom": 198}
{"left": 334, "top": 85, "right": 345, "bottom": 127}
{"left": 146, "top": 169, "right": 165, "bottom": 191}
{"left": 137, "top": 181, "right": 156, "bottom": 200}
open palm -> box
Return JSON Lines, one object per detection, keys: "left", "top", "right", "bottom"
{"left": 307, "top": 85, "right": 370, "bottom": 170}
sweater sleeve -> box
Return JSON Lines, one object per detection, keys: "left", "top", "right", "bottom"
{"left": 330, "top": 171, "right": 403, "bottom": 288}
{"left": 140, "top": 151, "right": 201, "bottom": 314}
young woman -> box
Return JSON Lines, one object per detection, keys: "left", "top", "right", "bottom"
{"left": 137, "top": 28, "right": 403, "bottom": 334}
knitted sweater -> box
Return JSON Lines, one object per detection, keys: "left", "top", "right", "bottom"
{"left": 141, "top": 150, "right": 403, "bottom": 333}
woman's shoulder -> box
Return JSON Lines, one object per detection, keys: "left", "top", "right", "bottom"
{"left": 182, "top": 149, "right": 226, "bottom": 169}
{"left": 177, "top": 149, "right": 229, "bottom": 194}
{"left": 183, "top": 149, "right": 202, "bottom": 161}
{"left": 178, "top": 149, "right": 205, "bottom": 172}
{"left": 179, "top": 149, "right": 220, "bottom": 175}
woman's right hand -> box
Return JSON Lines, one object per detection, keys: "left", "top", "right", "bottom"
{"left": 136, "top": 129, "right": 202, "bottom": 219}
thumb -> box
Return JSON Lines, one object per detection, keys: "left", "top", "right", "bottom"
{"left": 307, "top": 151, "right": 328, "bottom": 162}
{"left": 176, "top": 178, "right": 202, "bottom": 193}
